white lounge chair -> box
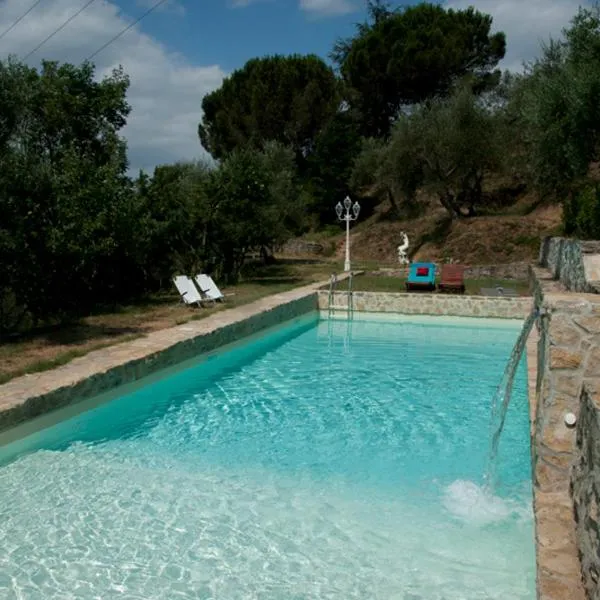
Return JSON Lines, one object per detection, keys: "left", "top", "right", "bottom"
{"left": 173, "top": 275, "right": 204, "bottom": 307}
{"left": 195, "top": 274, "right": 225, "bottom": 302}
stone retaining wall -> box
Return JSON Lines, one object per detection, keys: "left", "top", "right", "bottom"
{"left": 280, "top": 239, "right": 327, "bottom": 256}
{"left": 539, "top": 237, "right": 600, "bottom": 293}
{"left": 572, "top": 382, "right": 600, "bottom": 599}
{"left": 465, "top": 262, "right": 531, "bottom": 280}
{"left": 318, "top": 290, "right": 532, "bottom": 319}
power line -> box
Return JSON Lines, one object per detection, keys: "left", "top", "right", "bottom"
{"left": 22, "top": 0, "right": 98, "bottom": 61}
{"left": 86, "top": 0, "right": 170, "bottom": 62}
{"left": 0, "top": 0, "right": 45, "bottom": 43}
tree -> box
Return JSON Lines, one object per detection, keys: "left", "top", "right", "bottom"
{"left": 198, "top": 54, "right": 339, "bottom": 164}
{"left": 305, "top": 109, "right": 363, "bottom": 223}
{"left": 137, "top": 161, "right": 213, "bottom": 288}
{"left": 332, "top": 1, "right": 506, "bottom": 138}
{"left": 564, "top": 182, "right": 600, "bottom": 239}
{"left": 0, "top": 58, "right": 136, "bottom": 334}
{"left": 204, "top": 143, "right": 304, "bottom": 282}
{"left": 515, "top": 7, "right": 600, "bottom": 198}
{"left": 370, "top": 85, "right": 502, "bottom": 219}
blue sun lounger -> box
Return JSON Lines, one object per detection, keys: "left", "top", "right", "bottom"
{"left": 406, "top": 262, "right": 437, "bottom": 292}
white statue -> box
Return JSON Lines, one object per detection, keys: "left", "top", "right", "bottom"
{"left": 397, "top": 231, "right": 410, "bottom": 265}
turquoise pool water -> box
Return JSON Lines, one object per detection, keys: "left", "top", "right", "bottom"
{"left": 0, "top": 314, "right": 535, "bottom": 599}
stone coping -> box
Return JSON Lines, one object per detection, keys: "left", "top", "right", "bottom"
{"left": 527, "top": 325, "right": 586, "bottom": 600}
{"left": 0, "top": 281, "right": 328, "bottom": 434}
{"left": 544, "top": 292, "right": 600, "bottom": 313}
{"left": 527, "top": 327, "right": 539, "bottom": 436}
{"left": 531, "top": 264, "right": 592, "bottom": 600}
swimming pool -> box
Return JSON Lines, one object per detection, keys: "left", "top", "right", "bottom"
{"left": 0, "top": 313, "right": 535, "bottom": 599}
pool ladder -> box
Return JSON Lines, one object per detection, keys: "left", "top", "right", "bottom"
{"left": 327, "top": 272, "right": 354, "bottom": 320}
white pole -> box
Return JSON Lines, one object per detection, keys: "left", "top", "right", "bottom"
{"left": 344, "top": 216, "right": 351, "bottom": 272}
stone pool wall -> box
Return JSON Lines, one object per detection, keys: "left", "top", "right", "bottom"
{"left": 318, "top": 290, "right": 532, "bottom": 319}
{"left": 532, "top": 265, "right": 600, "bottom": 599}
{"left": 0, "top": 287, "right": 319, "bottom": 433}
{"left": 539, "top": 237, "right": 600, "bottom": 294}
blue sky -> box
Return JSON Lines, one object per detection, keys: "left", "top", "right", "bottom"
{"left": 0, "top": 0, "right": 590, "bottom": 173}
{"left": 129, "top": 0, "right": 369, "bottom": 72}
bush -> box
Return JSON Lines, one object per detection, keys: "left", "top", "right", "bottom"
{"left": 564, "top": 183, "right": 600, "bottom": 239}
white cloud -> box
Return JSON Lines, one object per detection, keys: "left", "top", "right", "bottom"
{"left": 0, "top": 0, "right": 226, "bottom": 175}
{"left": 136, "top": 0, "right": 186, "bottom": 16}
{"left": 230, "top": 0, "right": 272, "bottom": 8}
{"left": 231, "top": 0, "right": 355, "bottom": 16}
{"left": 300, "top": 0, "right": 356, "bottom": 17}
{"left": 445, "top": 0, "right": 590, "bottom": 72}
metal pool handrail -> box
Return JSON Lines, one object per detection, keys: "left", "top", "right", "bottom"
{"left": 328, "top": 273, "right": 338, "bottom": 318}
{"left": 347, "top": 271, "right": 353, "bottom": 320}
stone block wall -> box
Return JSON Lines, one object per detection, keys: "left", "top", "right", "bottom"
{"left": 318, "top": 290, "right": 532, "bottom": 319}
{"left": 539, "top": 237, "right": 600, "bottom": 293}
{"left": 534, "top": 283, "right": 600, "bottom": 599}
{"left": 572, "top": 382, "right": 600, "bottom": 599}
{"left": 280, "top": 239, "right": 327, "bottom": 256}
{"left": 535, "top": 296, "right": 600, "bottom": 493}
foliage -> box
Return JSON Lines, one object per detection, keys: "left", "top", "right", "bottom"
{"left": 304, "top": 109, "right": 363, "bottom": 223}
{"left": 0, "top": 58, "right": 136, "bottom": 335}
{"left": 515, "top": 7, "right": 600, "bottom": 197}
{"left": 564, "top": 183, "right": 600, "bottom": 239}
{"left": 198, "top": 54, "right": 339, "bottom": 163}
{"left": 135, "top": 161, "right": 212, "bottom": 287}
{"left": 136, "top": 143, "right": 304, "bottom": 287}
{"left": 332, "top": 1, "right": 506, "bottom": 137}
{"left": 349, "top": 137, "right": 387, "bottom": 193}
{"left": 349, "top": 135, "right": 420, "bottom": 216}
{"left": 363, "top": 85, "right": 503, "bottom": 218}
{"left": 204, "top": 142, "right": 305, "bottom": 282}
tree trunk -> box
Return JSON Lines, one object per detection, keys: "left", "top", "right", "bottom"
{"left": 386, "top": 187, "right": 400, "bottom": 217}
{"left": 260, "top": 245, "right": 275, "bottom": 265}
{"left": 438, "top": 192, "right": 462, "bottom": 219}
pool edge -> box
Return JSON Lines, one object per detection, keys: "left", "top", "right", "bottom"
{"left": 529, "top": 267, "right": 589, "bottom": 600}
{"left": 0, "top": 283, "right": 325, "bottom": 434}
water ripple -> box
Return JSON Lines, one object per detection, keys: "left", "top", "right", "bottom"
{"left": 0, "top": 316, "right": 534, "bottom": 599}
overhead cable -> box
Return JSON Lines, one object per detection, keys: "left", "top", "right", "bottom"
{"left": 0, "top": 0, "right": 45, "bottom": 43}
{"left": 86, "top": 0, "right": 170, "bottom": 62}
{"left": 22, "top": 0, "right": 98, "bottom": 61}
